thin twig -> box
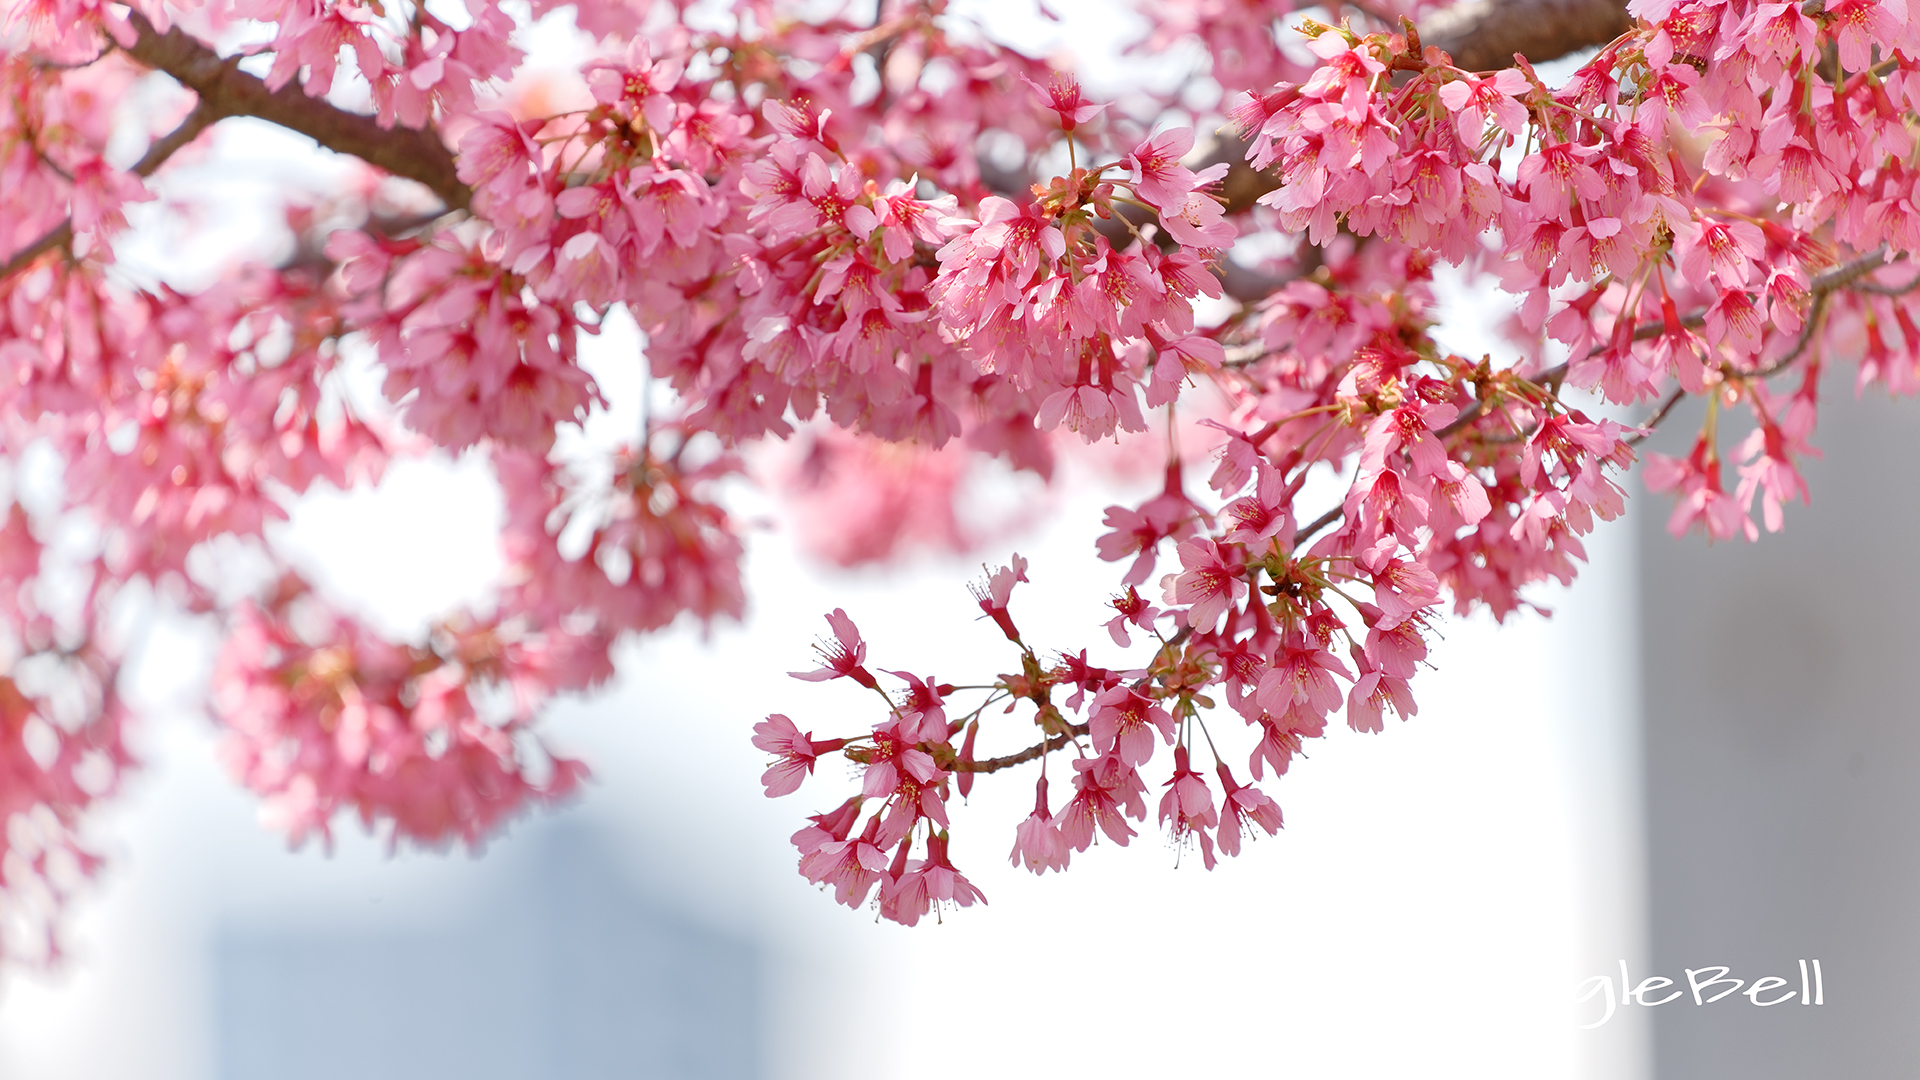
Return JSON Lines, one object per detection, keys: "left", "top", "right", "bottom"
{"left": 1266, "top": 248, "right": 1903, "bottom": 543}
{"left": 0, "top": 100, "right": 224, "bottom": 280}
{"left": 1429, "top": 247, "right": 1900, "bottom": 440}
{"left": 1854, "top": 274, "right": 1920, "bottom": 296}
{"left": 1296, "top": 505, "right": 1344, "bottom": 545}
{"left": 1745, "top": 296, "right": 1831, "bottom": 380}
{"left": 0, "top": 222, "right": 74, "bottom": 281}
{"left": 1625, "top": 388, "right": 1686, "bottom": 447}
{"left": 1553, "top": 249, "right": 1882, "bottom": 387}
{"left": 949, "top": 725, "right": 1089, "bottom": 774}
{"left": 129, "top": 99, "right": 219, "bottom": 177}
{"left": 956, "top": 623, "right": 1200, "bottom": 775}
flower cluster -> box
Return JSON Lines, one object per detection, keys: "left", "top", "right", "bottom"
{"left": 758, "top": 0, "right": 1920, "bottom": 925}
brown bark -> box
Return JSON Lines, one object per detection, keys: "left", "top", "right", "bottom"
{"left": 1420, "top": 0, "right": 1635, "bottom": 74}
{"left": 121, "top": 12, "right": 472, "bottom": 211}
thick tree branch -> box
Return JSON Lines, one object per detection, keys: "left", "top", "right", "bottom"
{"left": 1020, "top": 0, "right": 1638, "bottom": 303}
{"left": 121, "top": 12, "right": 472, "bottom": 211}
{"left": 1419, "top": 0, "right": 1634, "bottom": 73}
{"left": 6, "top": 13, "right": 476, "bottom": 279}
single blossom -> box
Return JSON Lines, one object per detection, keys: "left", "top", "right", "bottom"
{"left": 1214, "top": 763, "right": 1283, "bottom": 858}
{"left": 1088, "top": 686, "right": 1177, "bottom": 767}
{"left": 1158, "top": 746, "right": 1220, "bottom": 869}
{"left": 1024, "top": 73, "right": 1108, "bottom": 132}
{"left": 1165, "top": 539, "right": 1247, "bottom": 631}
{"left": 1104, "top": 585, "right": 1161, "bottom": 647}
{"left": 751, "top": 714, "right": 847, "bottom": 797}
{"left": 1009, "top": 776, "right": 1070, "bottom": 875}
{"left": 789, "top": 608, "right": 881, "bottom": 689}
{"left": 969, "top": 554, "right": 1029, "bottom": 643}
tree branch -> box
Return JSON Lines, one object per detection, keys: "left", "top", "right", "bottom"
{"left": 1257, "top": 248, "right": 1900, "bottom": 542}
{"left": 0, "top": 99, "right": 222, "bottom": 279}
{"left": 1418, "top": 247, "right": 1902, "bottom": 442}
{"left": 129, "top": 98, "right": 220, "bottom": 176}
{"left": 0, "top": 222, "right": 74, "bottom": 281}
{"left": 1296, "top": 505, "right": 1344, "bottom": 545}
{"left": 6, "top": 15, "right": 476, "bottom": 279}
{"left": 1626, "top": 388, "right": 1686, "bottom": 446}
{"left": 1204, "top": 0, "right": 1634, "bottom": 220}
{"left": 950, "top": 725, "right": 1088, "bottom": 774}
{"left": 1419, "top": 0, "right": 1634, "bottom": 73}
{"left": 949, "top": 626, "right": 1197, "bottom": 776}
{"left": 121, "top": 12, "right": 472, "bottom": 211}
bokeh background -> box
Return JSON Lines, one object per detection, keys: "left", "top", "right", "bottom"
{"left": 0, "top": 448, "right": 1650, "bottom": 1080}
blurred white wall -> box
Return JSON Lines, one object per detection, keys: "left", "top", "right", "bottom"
{"left": 1637, "top": 387, "right": 1920, "bottom": 1078}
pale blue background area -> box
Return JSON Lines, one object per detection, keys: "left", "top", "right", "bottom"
{"left": 214, "top": 825, "right": 761, "bottom": 1080}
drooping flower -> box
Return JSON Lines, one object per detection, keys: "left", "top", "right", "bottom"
{"left": 1058, "top": 754, "right": 1146, "bottom": 852}
{"left": 1158, "top": 745, "right": 1219, "bottom": 869}
{"left": 1214, "top": 763, "right": 1283, "bottom": 858}
{"left": 1009, "top": 776, "right": 1071, "bottom": 875}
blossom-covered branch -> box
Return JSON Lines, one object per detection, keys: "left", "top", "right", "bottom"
{"left": 118, "top": 12, "right": 472, "bottom": 209}
{"left": 1420, "top": 0, "right": 1634, "bottom": 72}
{"left": 758, "top": 0, "right": 1920, "bottom": 925}
{"left": 1, "top": 0, "right": 1918, "bottom": 947}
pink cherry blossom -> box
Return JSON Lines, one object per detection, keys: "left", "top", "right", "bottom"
{"left": 1214, "top": 763, "right": 1283, "bottom": 858}
{"left": 753, "top": 714, "right": 849, "bottom": 797}
{"left": 1009, "top": 776, "right": 1070, "bottom": 875}
{"left": 1158, "top": 746, "right": 1219, "bottom": 868}
{"left": 1104, "top": 585, "right": 1161, "bottom": 647}
{"left": 1058, "top": 754, "right": 1146, "bottom": 852}
{"left": 1166, "top": 539, "right": 1247, "bottom": 631}
{"left": 1023, "top": 73, "right": 1107, "bottom": 132}
{"left": 790, "top": 608, "right": 881, "bottom": 689}
{"left": 1088, "top": 686, "right": 1177, "bottom": 767}
{"left": 969, "top": 554, "right": 1030, "bottom": 643}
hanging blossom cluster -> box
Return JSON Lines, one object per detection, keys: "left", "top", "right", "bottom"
{"left": 0, "top": 0, "right": 1914, "bottom": 947}
{"left": 755, "top": 0, "right": 1920, "bottom": 925}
